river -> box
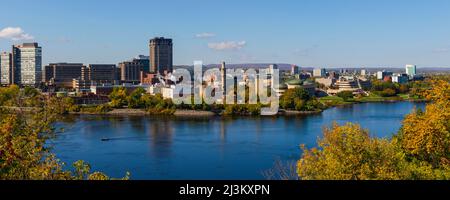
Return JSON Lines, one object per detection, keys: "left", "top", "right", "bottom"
{"left": 51, "top": 101, "right": 425, "bottom": 180}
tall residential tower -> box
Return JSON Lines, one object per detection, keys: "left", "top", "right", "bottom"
{"left": 405, "top": 64, "right": 417, "bottom": 78}
{"left": 12, "top": 43, "right": 42, "bottom": 86}
{"left": 0, "top": 52, "right": 12, "bottom": 85}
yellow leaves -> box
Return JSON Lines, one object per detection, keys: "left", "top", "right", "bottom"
{"left": 0, "top": 98, "right": 125, "bottom": 180}
{"left": 422, "top": 80, "right": 450, "bottom": 104}
{"left": 298, "top": 80, "right": 450, "bottom": 180}
{"left": 400, "top": 80, "right": 450, "bottom": 166}
{"left": 298, "top": 123, "right": 404, "bottom": 180}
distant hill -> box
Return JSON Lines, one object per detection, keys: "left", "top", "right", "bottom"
{"left": 175, "top": 63, "right": 450, "bottom": 73}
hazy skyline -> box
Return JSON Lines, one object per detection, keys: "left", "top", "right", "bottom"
{"left": 0, "top": 0, "right": 450, "bottom": 68}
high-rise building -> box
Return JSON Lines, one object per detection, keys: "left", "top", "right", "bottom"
{"left": 149, "top": 37, "right": 173, "bottom": 74}
{"left": 83, "top": 64, "right": 117, "bottom": 84}
{"left": 360, "top": 69, "right": 367, "bottom": 76}
{"left": 0, "top": 52, "right": 12, "bottom": 85}
{"left": 392, "top": 73, "right": 409, "bottom": 84}
{"left": 44, "top": 63, "right": 84, "bottom": 88}
{"left": 313, "top": 68, "right": 326, "bottom": 77}
{"left": 221, "top": 61, "right": 226, "bottom": 103}
{"left": 377, "top": 70, "right": 393, "bottom": 80}
{"left": 119, "top": 56, "right": 149, "bottom": 84}
{"left": 291, "top": 65, "right": 300, "bottom": 75}
{"left": 405, "top": 64, "right": 416, "bottom": 77}
{"left": 12, "top": 43, "right": 42, "bottom": 86}
{"left": 134, "top": 55, "right": 150, "bottom": 73}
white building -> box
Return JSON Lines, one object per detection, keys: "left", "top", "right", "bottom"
{"left": 360, "top": 69, "right": 367, "bottom": 76}
{"left": 405, "top": 64, "right": 416, "bottom": 77}
{"left": 161, "top": 84, "right": 193, "bottom": 100}
{"left": 315, "top": 77, "right": 335, "bottom": 87}
{"left": 392, "top": 73, "right": 409, "bottom": 84}
{"left": 0, "top": 52, "right": 12, "bottom": 85}
{"left": 313, "top": 68, "right": 326, "bottom": 77}
{"left": 13, "top": 43, "right": 42, "bottom": 86}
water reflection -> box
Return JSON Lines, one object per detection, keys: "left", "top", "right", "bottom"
{"left": 53, "top": 102, "right": 425, "bottom": 180}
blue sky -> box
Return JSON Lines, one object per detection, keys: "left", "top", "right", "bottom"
{"left": 0, "top": 0, "right": 449, "bottom": 68}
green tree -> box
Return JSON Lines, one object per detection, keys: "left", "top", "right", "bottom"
{"left": 380, "top": 88, "right": 397, "bottom": 97}
{"left": 336, "top": 91, "right": 354, "bottom": 101}
{"left": 127, "top": 88, "right": 146, "bottom": 108}
{"left": 109, "top": 87, "right": 128, "bottom": 108}
{"left": 298, "top": 123, "right": 411, "bottom": 180}
{"left": 0, "top": 95, "right": 128, "bottom": 180}
{"left": 397, "top": 80, "right": 450, "bottom": 167}
{"left": 297, "top": 80, "right": 450, "bottom": 180}
{"left": 280, "top": 88, "right": 312, "bottom": 111}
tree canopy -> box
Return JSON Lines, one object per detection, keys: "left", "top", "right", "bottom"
{"left": 298, "top": 80, "right": 450, "bottom": 180}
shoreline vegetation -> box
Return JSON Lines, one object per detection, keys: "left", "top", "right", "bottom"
{"left": 295, "top": 80, "right": 450, "bottom": 180}
{"left": 3, "top": 74, "right": 443, "bottom": 118}
{"left": 0, "top": 75, "right": 448, "bottom": 180}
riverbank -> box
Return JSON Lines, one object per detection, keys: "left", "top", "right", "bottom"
{"left": 4, "top": 96, "right": 425, "bottom": 117}
{"left": 319, "top": 94, "right": 426, "bottom": 107}
{"left": 70, "top": 108, "right": 320, "bottom": 117}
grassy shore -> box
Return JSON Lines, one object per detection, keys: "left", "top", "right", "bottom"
{"left": 319, "top": 93, "right": 426, "bottom": 107}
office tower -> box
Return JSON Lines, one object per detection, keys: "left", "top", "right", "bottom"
{"left": 291, "top": 65, "right": 300, "bottom": 75}
{"left": 12, "top": 43, "right": 42, "bottom": 86}
{"left": 405, "top": 64, "right": 416, "bottom": 77}
{"left": 0, "top": 52, "right": 12, "bottom": 85}
{"left": 377, "top": 70, "right": 393, "bottom": 80}
{"left": 392, "top": 73, "right": 409, "bottom": 84}
{"left": 313, "top": 68, "right": 326, "bottom": 77}
{"left": 221, "top": 61, "right": 226, "bottom": 103}
{"left": 45, "top": 63, "right": 84, "bottom": 87}
{"left": 360, "top": 69, "right": 367, "bottom": 76}
{"left": 119, "top": 56, "right": 149, "bottom": 83}
{"left": 269, "top": 64, "right": 278, "bottom": 75}
{"left": 135, "top": 55, "right": 150, "bottom": 73}
{"left": 84, "top": 64, "right": 117, "bottom": 84}
{"left": 149, "top": 37, "right": 173, "bottom": 74}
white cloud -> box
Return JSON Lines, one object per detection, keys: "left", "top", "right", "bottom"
{"left": 433, "top": 47, "right": 450, "bottom": 53}
{"left": 195, "top": 32, "right": 215, "bottom": 38}
{"left": 208, "top": 41, "right": 246, "bottom": 51}
{"left": 0, "top": 27, "right": 34, "bottom": 41}
{"left": 57, "top": 36, "right": 71, "bottom": 43}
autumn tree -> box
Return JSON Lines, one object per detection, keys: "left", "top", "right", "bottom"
{"left": 297, "top": 123, "right": 410, "bottom": 180}
{"left": 0, "top": 93, "right": 128, "bottom": 180}
{"left": 396, "top": 80, "right": 450, "bottom": 167}
{"left": 109, "top": 87, "right": 128, "bottom": 108}
{"left": 336, "top": 91, "right": 354, "bottom": 101}
{"left": 297, "top": 80, "right": 450, "bottom": 180}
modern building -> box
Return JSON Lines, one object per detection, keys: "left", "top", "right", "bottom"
{"left": 360, "top": 69, "right": 367, "bottom": 76}
{"left": 83, "top": 64, "right": 117, "bottom": 84}
{"left": 44, "top": 63, "right": 84, "bottom": 88}
{"left": 134, "top": 55, "right": 150, "bottom": 72}
{"left": 12, "top": 43, "right": 42, "bottom": 86}
{"left": 315, "top": 77, "right": 335, "bottom": 88}
{"left": 377, "top": 70, "right": 393, "bottom": 80}
{"left": 313, "top": 68, "right": 326, "bottom": 77}
{"left": 0, "top": 52, "right": 12, "bottom": 85}
{"left": 392, "top": 73, "right": 409, "bottom": 84}
{"left": 119, "top": 56, "right": 150, "bottom": 84}
{"left": 285, "top": 79, "right": 316, "bottom": 96}
{"left": 291, "top": 65, "right": 300, "bottom": 75}
{"left": 149, "top": 37, "right": 173, "bottom": 74}
{"left": 220, "top": 62, "right": 229, "bottom": 103}
{"left": 405, "top": 64, "right": 417, "bottom": 78}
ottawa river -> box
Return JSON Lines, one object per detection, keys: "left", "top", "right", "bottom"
{"left": 51, "top": 101, "right": 425, "bottom": 180}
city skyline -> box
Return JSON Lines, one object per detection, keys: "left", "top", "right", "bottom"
{"left": 1, "top": 0, "right": 450, "bottom": 68}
